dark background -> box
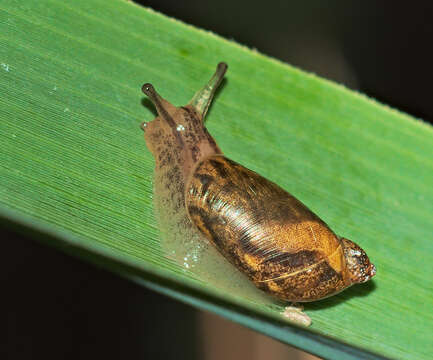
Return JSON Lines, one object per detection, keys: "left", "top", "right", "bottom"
{"left": 137, "top": 1, "right": 433, "bottom": 123}
{"left": 5, "top": 1, "right": 433, "bottom": 359}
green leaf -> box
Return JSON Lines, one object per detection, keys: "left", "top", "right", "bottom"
{"left": 1, "top": 1, "right": 432, "bottom": 359}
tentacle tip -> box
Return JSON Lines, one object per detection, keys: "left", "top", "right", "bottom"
{"left": 141, "top": 83, "right": 155, "bottom": 96}
{"left": 217, "top": 62, "right": 228, "bottom": 75}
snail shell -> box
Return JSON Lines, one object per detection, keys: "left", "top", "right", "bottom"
{"left": 141, "top": 63, "right": 376, "bottom": 302}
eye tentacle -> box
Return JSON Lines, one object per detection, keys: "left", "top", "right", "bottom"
{"left": 189, "top": 62, "right": 228, "bottom": 121}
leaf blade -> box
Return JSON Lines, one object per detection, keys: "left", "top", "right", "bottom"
{"left": 1, "top": 1, "right": 432, "bottom": 359}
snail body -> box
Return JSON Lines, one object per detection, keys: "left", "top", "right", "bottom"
{"left": 141, "top": 63, "right": 376, "bottom": 304}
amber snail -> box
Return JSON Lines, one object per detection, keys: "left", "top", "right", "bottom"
{"left": 141, "top": 63, "right": 376, "bottom": 325}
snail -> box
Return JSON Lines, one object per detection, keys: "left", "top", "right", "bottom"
{"left": 140, "top": 63, "right": 376, "bottom": 326}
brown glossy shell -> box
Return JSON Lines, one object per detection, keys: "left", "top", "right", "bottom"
{"left": 186, "top": 155, "right": 352, "bottom": 302}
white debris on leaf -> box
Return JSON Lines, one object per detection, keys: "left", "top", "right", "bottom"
{"left": 49, "top": 85, "right": 58, "bottom": 95}
{"left": 281, "top": 305, "right": 312, "bottom": 327}
{"left": 1, "top": 63, "right": 10, "bottom": 72}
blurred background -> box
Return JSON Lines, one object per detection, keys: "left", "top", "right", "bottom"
{"left": 5, "top": 1, "right": 433, "bottom": 359}
{"left": 137, "top": 0, "right": 433, "bottom": 123}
